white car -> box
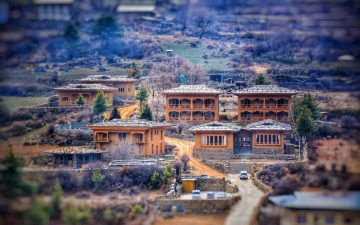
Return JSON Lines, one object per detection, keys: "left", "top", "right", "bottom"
{"left": 240, "top": 170, "right": 248, "bottom": 180}
{"left": 192, "top": 190, "right": 201, "bottom": 199}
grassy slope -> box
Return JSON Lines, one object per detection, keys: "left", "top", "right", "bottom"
{"left": 163, "top": 42, "right": 231, "bottom": 71}
{"left": 1, "top": 96, "right": 49, "bottom": 113}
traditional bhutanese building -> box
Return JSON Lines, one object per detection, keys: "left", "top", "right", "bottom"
{"left": 234, "top": 85, "right": 298, "bottom": 123}
{"left": 54, "top": 83, "right": 116, "bottom": 106}
{"left": 163, "top": 85, "right": 222, "bottom": 122}
{"left": 235, "top": 119, "right": 291, "bottom": 154}
{"left": 189, "top": 119, "right": 292, "bottom": 159}
{"left": 80, "top": 75, "right": 137, "bottom": 98}
{"left": 33, "top": 0, "right": 73, "bottom": 21}
{"left": 189, "top": 122, "right": 241, "bottom": 151}
{"left": 269, "top": 192, "right": 360, "bottom": 225}
{"left": 88, "top": 119, "right": 171, "bottom": 157}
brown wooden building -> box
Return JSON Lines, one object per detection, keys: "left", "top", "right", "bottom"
{"left": 163, "top": 85, "right": 222, "bottom": 122}
{"left": 55, "top": 83, "right": 116, "bottom": 106}
{"left": 88, "top": 119, "right": 171, "bottom": 157}
{"left": 234, "top": 85, "right": 298, "bottom": 123}
{"left": 80, "top": 75, "right": 137, "bottom": 98}
{"left": 189, "top": 119, "right": 291, "bottom": 158}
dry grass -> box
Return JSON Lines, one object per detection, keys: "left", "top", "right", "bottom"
{"left": 153, "top": 214, "right": 227, "bottom": 225}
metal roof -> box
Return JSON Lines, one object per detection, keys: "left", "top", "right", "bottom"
{"left": 80, "top": 75, "right": 137, "bottom": 82}
{"left": 245, "top": 119, "right": 291, "bottom": 131}
{"left": 46, "top": 147, "right": 106, "bottom": 155}
{"left": 162, "top": 85, "right": 222, "bottom": 95}
{"left": 234, "top": 85, "right": 298, "bottom": 95}
{"left": 88, "top": 119, "right": 172, "bottom": 128}
{"left": 33, "top": 0, "right": 73, "bottom": 5}
{"left": 54, "top": 83, "right": 116, "bottom": 91}
{"left": 189, "top": 122, "right": 241, "bottom": 133}
{"left": 269, "top": 191, "right": 360, "bottom": 211}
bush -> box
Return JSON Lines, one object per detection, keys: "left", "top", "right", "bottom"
{"left": 62, "top": 203, "right": 92, "bottom": 225}
{"left": 55, "top": 171, "right": 79, "bottom": 192}
{"left": 23, "top": 201, "right": 50, "bottom": 225}
{"left": 131, "top": 204, "right": 143, "bottom": 214}
{"left": 8, "top": 121, "right": 27, "bottom": 136}
{"left": 272, "top": 176, "right": 301, "bottom": 195}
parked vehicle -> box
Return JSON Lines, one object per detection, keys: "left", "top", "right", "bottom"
{"left": 170, "top": 183, "right": 175, "bottom": 191}
{"left": 216, "top": 192, "right": 227, "bottom": 200}
{"left": 207, "top": 192, "right": 215, "bottom": 199}
{"left": 192, "top": 190, "right": 201, "bottom": 199}
{"left": 200, "top": 174, "right": 209, "bottom": 179}
{"left": 240, "top": 170, "right": 248, "bottom": 180}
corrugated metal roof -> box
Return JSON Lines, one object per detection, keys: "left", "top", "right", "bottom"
{"left": 46, "top": 147, "right": 106, "bottom": 154}
{"left": 88, "top": 119, "right": 172, "bottom": 128}
{"left": 80, "top": 75, "right": 137, "bottom": 82}
{"left": 245, "top": 119, "right": 291, "bottom": 131}
{"left": 33, "top": 0, "right": 73, "bottom": 5}
{"left": 269, "top": 191, "right": 360, "bottom": 211}
{"left": 234, "top": 85, "right": 298, "bottom": 95}
{"left": 163, "top": 85, "right": 222, "bottom": 95}
{"left": 189, "top": 122, "right": 241, "bottom": 133}
{"left": 54, "top": 83, "right": 116, "bottom": 91}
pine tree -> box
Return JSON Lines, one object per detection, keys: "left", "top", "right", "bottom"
{"left": 254, "top": 74, "right": 271, "bottom": 85}
{"left": 64, "top": 23, "right": 79, "bottom": 40}
{"left": 127, "top": 63, "right": 141, "bottom": 79}
{"left": 292, "top": 93, "right": 320, "bottom": 121}
{"left": 296, "top": 108, "right": 314, "bottom": 139}
{"left": 140, "top": 104, "right": 153, "bottom": 121}
{"left": 76, "top": 94, "right": 85, "bottom": 106}
{"left": 50, "top": 182, "right": 63, "bottom": 218}
{"left": 109, "top": 107, "right": 121, "bottom": 120}
{"left": 135, "top": 82, "right": 149, "bottom": 108}
{"left": 93, "top": 92, "right": 107, "bottom": 115}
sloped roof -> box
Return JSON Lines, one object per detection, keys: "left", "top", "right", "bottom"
{"left": 46, "top": 147, "right": 106, "bottom": 155}
{"left": 234, "top": 85, "right": 298, "bottom": 95}
{"left": 54, "top": 83, "right": 116, "bottom": 91}
{"left": 33, "top": 0, "right": 73, "bottom": 5}
{"left": 189, "top": 122, "right": 241, "bottom": 133}
{"left": 245, "top": 119, "right": 291, "bottom": 131}
{"left": 269, "top": 191, "right": 360, "bottom": 211}
{"left": 163, "top": 85, "right": 222, "bottom": 95}
{"left": 88, "top": 119, "right": 171, "bottom": 128}
{"left": 80, "top": 75, "right": 137, "bottom": 82}
{"left": 117, "top": 0, "right": 156, "bottom": 13}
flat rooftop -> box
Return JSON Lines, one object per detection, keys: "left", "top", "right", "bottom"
{"left": 163, "top": 85, "right": 222, "bottom": 95}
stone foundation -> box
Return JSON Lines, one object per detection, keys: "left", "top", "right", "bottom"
{"left": 193, "top": 149, "right": 233, "bottom": 160}
{"left": 252, "top": 148, "right": 283, "bottom": 154}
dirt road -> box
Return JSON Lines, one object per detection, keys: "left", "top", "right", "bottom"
{"left": 225, "top": 174, "right": 264, "bottom": 225}
{"left": 118, "top": 103, "right": 138, "bottom": 119}
{"left": 165, "top": 137, "right": 226, "bottom": 177}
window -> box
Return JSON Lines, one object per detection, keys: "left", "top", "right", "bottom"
{"left": 152, "top": 144, "right": 154, "bottom": 154}
{"left": 119, "top": 87, "right": 125, "bottom": 92}
{"left": 325, "top": 215, "right": 335, "bottom": 224}
{"left": 260, "top": 135, "right": 263, "bottom": 144}
{"left": 297, "top": 215, "right": 306, "bottom": 224}
{"left": 128, "top": 87, "right": 131, "bottom": 92}
{"left": 160, "top": 144, "right": 163, "bottom": 153}
{"left": 210, "top": 136, "right": 213, "bottom": 145}
{"left": 97, "top": 133, "right": 107, "bottom": 141}
{"left": 61, "top": 96, "right": 69, "bottom": 102}
{"left": 160, "top": 130, "right": 163, "bottom": 140}
{"left": 264, "top": 135, "right": 267, "bottom": 144}
{"left": 119, "top": 133, "right": 126, "bottom": 141}
{"left": 219, "top": 136, "right": 223, "bottom": 145}
{"left": 151, "top": 131, "right": 153, "bottom": 141}
{"left": 214, "top": 136, "right": 218, "bottom": 145}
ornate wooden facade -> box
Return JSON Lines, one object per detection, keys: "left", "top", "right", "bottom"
{"left": 163, "top": 85, "right": 221, "bottom": 122}
{"left": 234, "top": 85, "right": 298, "bottom": 123}
{"left": 88, "top": 119, "right": 171, "bottom": 157}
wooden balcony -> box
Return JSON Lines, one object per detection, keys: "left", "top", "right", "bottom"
{"left": 193, "top": 104, "right": 203, "bottom": 109}
{"left": 180, "top": 104, "right": 191, "bottom": 109}
{"left": 204, "top": 104, "right": 215, "bottom": 109}
{"left": 169, "top": 104, "right": 179, "bottom": 109}
{"left": 96, "top": 138, "right": 108, "bottom": 142}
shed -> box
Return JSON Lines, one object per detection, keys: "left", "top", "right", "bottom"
{"left": 182, "top": 178, "right": 196, "bottom": 193}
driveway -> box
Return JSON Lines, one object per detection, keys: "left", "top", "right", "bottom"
{"left": 225, "top": 174, "right": 264, "bottom": 225}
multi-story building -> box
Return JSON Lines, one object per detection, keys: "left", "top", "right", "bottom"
{"left": 163, "top": 85, "right": 222, "bottom": 122}
{"left": 189, "top": 119, "right": 292, "bottom": 159}
{"left": 234, "top": 85, "right": 298, "bottom": 123}
{"left": 269, "top": 191, "right": 360, "bottom": 225}
{"left": 55, "top": 83, "right": 116, "bottom": 106}
{"left": 80, "top": 75, "right": 137, "bottom": 98}
{"left": 88, "top": 119, "right": 171, "bottom": 157}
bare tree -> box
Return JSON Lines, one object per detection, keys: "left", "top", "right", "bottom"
{"left": 190, "top": 9, "right": 215, "bottom": 39}
{"left": 111, "top": 141, "right": 136, "bottom": 160}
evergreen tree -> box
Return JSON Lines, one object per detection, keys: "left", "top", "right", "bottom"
{"left": 92, "top": 92, "right": 107, "bottom": 115}
{"left": 296, "top": 108, "right": 314, "bottom": 139}
{"left": 292, "top": 93, "right": 320, "bottom": 121}
{"left": 76, "top": 94, "right": 85, "bottom": 106}
{"left": 150, "top": 171, "right": 161, "bottom": 189}
{"left": 0, "top": 151, "right": 35, "bottom": 199}
{"left": 50, "top": 182, "right": 63, "bottom": 218}
{"left": 135, "top": 82, "right": 149, "bottom": 108}
{"left": 140, "top": 104, "right": 153, "bottom": 121}
{"left": 91, "top": 168, "right": 105, "bottom": 189}
{"left": 254, "top": 74, "right": 271, "bottom": 85}
{"left": 64, "top": 23, "right": 79, "bottom": 40}
{"left": 109, "top": 107, "right": 121, "bottom": 120}
{"left": 127, "top": 63, "right": 141, "bottom": 79}
{"left": 93, "top": 14, "right": 123, "bottom": 37}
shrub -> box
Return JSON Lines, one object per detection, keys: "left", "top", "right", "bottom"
{"left": 91, "top": 168, "right": 105, "bottom": 189}
{"left": 23, "top": 201, "right": 50, "bottom": 225}
{"left": 131, "top": 204, "right": 143, "bottom": 214}
{"left": 11, "top": 111, "right": 33, "bottom": 121}
{"left": 103, "top": 207, "right": 113, "bottom": 223}
{"left": 8, "top": 121, "right": 27, "bottom": 136}
{"left": 55, "top": 171, "right": 78, "bottom": 192}
{"left": 50, "top": 182, "right": 63, "bottom": 218}
{"left": 62, "top": 203, "right": 92, "bottom": 225}
{"left": 272, "top": 176, "right": 301, "bottom": 195}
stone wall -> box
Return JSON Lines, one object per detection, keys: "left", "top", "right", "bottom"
{"left": 197, "top": 177, "right": 227, "bottom": 192}
{"left": 203, "top": 160, "right": 230, "bottom": 173}
{"left": 193, "top": 149, "right": 233, "bottom": 160}
{"left": 194, "top": 150, "right": 295, "bottom": 161}
{"left": 157, "top": 196, "right": 241, "bottom": 214}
